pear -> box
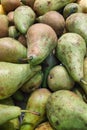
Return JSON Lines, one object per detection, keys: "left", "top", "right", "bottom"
{"left": 73, "top": 85, "right": 87, "bottom": 102}
{"left": 48, "top": 65, "right": 74, "bottom": 91}
{"left": 18, "top": 34, "right": 27, "bottom": 47}
{"left": 1, "top": 0, "right": 21, "bottom": 12}
{"left": 77, "top": 0, "right": 87, "bottom": 13}
{"left": 46, "top": 90, "right": 87, "bottom": 130}
{"left": 7, "top": 11, "right": 14, "bottom": 25}
{"left": 63, "top": 3, "right": 82, "bottom": 19}
{"left": 35, "top": 122, "right": 53, "bottom": 130}
{"left": 21, "top": 0, "right": 35, "bottom": 8}
{"left": 20, "top": 88, "right": 51, "bottom": 130}
{"left": 80, "top": 57, "right": 87, "bottom": 95}
{"left": 36, "top": 11, "right": 65, "bottom": 36}
{"left": 34, "top": 0, "right": 76, "bottom": 15}
{"left": 21, "top": 71, "right": 43, "bottom": 93}
{"left": 0, "top": 104, "right": 21, "bottom": 125}
{"left": 0, "top": 62, "right": 41, "bottom": 99}
{"left": 8, "top": 26, "right": 20, "bottom": 38}
{"left": 0, "top": 97, "right": 19, "bottom": 130}
{"left": 56, "top": 33, "right": 86, "bottom": 84}
{"left": 0, "top": 37, "right": 27, "bottom": 63}
{"left": 0, "top": 104, "right": 35, "bottom": 126}
{"left": 14, "top": 5, "right": 36, "bottom": 34}
{"left": 66, "top": 13, "right": 87, "bottom": 44}
{"left": 23, "top": 23, "right": 57, "bottom": 65}
{"left": 0, "top": 14, "right": 8, "bottom": 38}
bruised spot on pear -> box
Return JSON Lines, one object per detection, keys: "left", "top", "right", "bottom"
{"left": 63, "top": 3, "right": 82, "bottom": 19}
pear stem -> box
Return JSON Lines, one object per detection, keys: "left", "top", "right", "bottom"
{"left": 19, "top": 56, "right": 33, "bottom": 63}
{"left": 80, "top": 79, "right": 87, "bottom": 85}
{"left": 21, "top": 110, "right": 40, "bottom": 116}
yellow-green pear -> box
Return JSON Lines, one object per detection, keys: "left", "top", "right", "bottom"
{"left": 20, "top": 88, "right": 51, "bottom": 130}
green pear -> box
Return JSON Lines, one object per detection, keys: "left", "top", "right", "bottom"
{"left": 23, "top": 23, "right": 57, "bottom": 65}
{"left": 0, "top": 104, "right": 21, "bottom": 125}
{"left": 66, "top": 13, "right": 87, "bottom": 45}
{"left": 36, "top": 11, "right": 65, "bottom": 36}
{"left": 48, "top": 65, "right": 75, "bottom": 91}
{"left": 0, "top": 14, "right": 8, "bottom": 37}
{"left": 21, "top": 71, "right": 43, "bottom": 93}
{"left": 0, "top": 104, "right": 35, "bottom": 126}
{"left": 56, "top": 33, "right": 86, "bottom": 83}
{"left": 63, "top": 3, "right": 82, "bottom": 19}
{"left": 20, "top": 88, "right": 51, "bottom": 130}
{"left": 35, "top": 122, "right": 53, "bottom": 130}
{"left": 0, "top": 62, "right": 41, "bottom": 99}
{"left": 8, "top": 26, "right": 20, "bottom": 38}
{"left": 14, "top": 5, "right": 36, "bottom": 34}
{"left": 46, "top": 90, "right": 87, "bottom": 130}
{"left": 0, "top": 37, "right": 27, "bottom": 63}
{"left": 34, "top": 0, "right": 76, "bottom": 15}
{"left": 0, "top": 97, "right": 19, "bottom": 130}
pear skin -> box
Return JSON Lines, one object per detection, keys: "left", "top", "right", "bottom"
{"left": 0, "top": 62, "right": 41, "bottom": 99}
{"left": 56, "top": 33, "right": 86, "bottom": 83}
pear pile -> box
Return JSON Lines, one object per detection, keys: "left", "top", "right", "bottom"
{"left": 0, "top": 0, "right": 87, "bottom": 130}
